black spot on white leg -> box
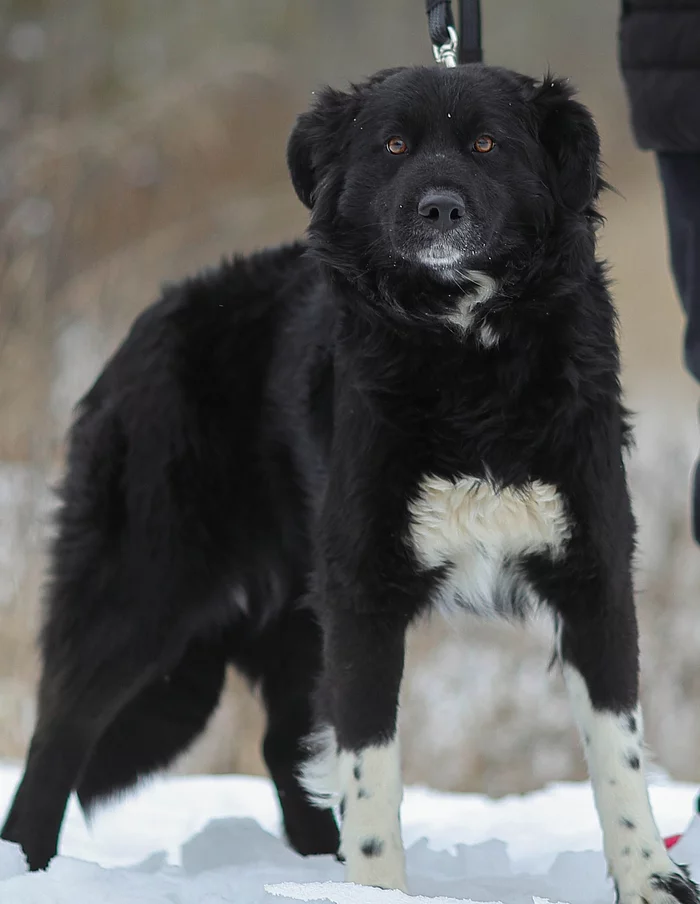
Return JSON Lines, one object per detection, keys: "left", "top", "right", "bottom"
{"left": 626, "top": 715, "right": 637, "bottom": 734}
{"left": 627, "top": 753, "right": 641, "bottom": 770}
{"left": 621, "top": 818, "right": 635, "bottom": 829}
{"left": 583, "top": 732, "right": 591, "bottom": 745}
{"left": 622, "top": 846, "right": 631, "bottom": 856}
{"left": 353, "top": 762, "right": 362, "bottom": 781}
{"left": 339, "top": 796, "right": 346, "bottom": 819}
{"left": 361, "top": 838, "right": 384, "bottom": 858}
{"left": 357, "top": 788, "right": 370, "bottom": 800}
{"left": 642, "top": 848, "right": 651, "bottom": 860}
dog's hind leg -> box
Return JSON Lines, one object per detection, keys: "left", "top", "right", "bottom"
{"left": 306, "top": 608, "right": 408, "bottom": 892}
{"left": 237, "top": 606, "right": 340, "bottom": 857}
{"left": 1, "top": 644, "right": 165, "bottom": 870}
{"left": 1, "top": 591, "right": 198, "bottom": 871}
{"left": 1, "top": 706, "right": 94, "bottom": 871}
{"left": 554, "top": 567, "right": 699, "bottom": 904}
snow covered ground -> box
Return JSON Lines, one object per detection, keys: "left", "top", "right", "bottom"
{"left": 0, "top": 762, "right": 697, "bottom": 903}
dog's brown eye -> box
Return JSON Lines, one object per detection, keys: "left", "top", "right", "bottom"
{"left": 386, "top": 136, "right": 408, "bottom": 155}
{"left": 473, "top": 135, "right": 495, "bottom": 153}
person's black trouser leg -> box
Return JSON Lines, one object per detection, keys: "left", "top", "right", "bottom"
{"left": 656, "top": 153, "right": 700, "bottom": 543}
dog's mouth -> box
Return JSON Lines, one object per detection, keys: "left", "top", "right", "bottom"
{"left": 387, "top": 211, "right": 494, "bottom": 281}
{"left": 400, "top": 225, "right": 488, "bottom": 276}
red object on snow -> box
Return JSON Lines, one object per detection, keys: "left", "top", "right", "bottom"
{"left": 665, "top": 834, "right": 682, "bottom": 850}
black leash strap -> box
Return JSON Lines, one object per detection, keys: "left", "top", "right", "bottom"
{"left": 425, "top": 0, "right": 482, "bottom": 66}
{"left": 459, "top": 0, "right": 482, "bottom": 63}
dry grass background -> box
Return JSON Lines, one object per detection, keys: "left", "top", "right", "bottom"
{"left": 1, "top": 0, "right": 699, "bottom": 797}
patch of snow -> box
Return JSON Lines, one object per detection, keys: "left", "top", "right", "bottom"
{"left": 0, "top": 761, "right": 697, "bottom": 903}
{"left": 266, "top": 881, "right": 512, "bottom": 903}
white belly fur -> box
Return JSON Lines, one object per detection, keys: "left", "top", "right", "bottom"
{"left": 408, "top": 475, "right": 569, "bottom": 616}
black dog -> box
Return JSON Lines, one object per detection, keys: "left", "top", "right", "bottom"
{"left": 2, "top": 63, "right": 697, "bottom": 902}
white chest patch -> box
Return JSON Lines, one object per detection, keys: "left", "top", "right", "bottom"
{"left": 408, "top": 475, "right": 569, "bottom": 616}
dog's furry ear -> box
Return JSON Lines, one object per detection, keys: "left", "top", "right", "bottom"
{"left": 286, "top": 88, "right": 361, "bottom": 209}
{"left": 529, "top": 76, "right": 601, "bottom": 213}
{"left": 287, "top": 69, "right": 403, "bottom": 209}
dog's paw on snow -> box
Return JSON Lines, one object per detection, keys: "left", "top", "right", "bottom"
{"left": 617, "top": 868, "right": 700, "bottom": 904}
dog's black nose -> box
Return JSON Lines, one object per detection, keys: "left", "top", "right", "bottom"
{"left": 417, "top": 192, "right": 466, "bottom": 231}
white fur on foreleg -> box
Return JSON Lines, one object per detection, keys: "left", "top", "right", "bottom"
{"left": 562, "top": 666, "right": 696, "bottom": 904}
{"left": 298, "top": 727, "right": 407, "bottom": 892}
{"left": 338, "top": 737, "right": 407, "bottom": 892}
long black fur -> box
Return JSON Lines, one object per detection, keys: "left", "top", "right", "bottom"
{"left": 3, "top": 64, "right": 642, "bottom": 875}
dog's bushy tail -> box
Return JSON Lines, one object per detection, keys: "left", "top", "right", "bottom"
{"left": 77, "top": 636, "right": 228, "bottom": 814}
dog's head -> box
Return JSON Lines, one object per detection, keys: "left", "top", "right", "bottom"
{"left": 287, "top": 65, "right": 601, "bottom": 297}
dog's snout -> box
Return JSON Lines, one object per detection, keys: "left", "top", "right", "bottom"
{"left": 417, "top": 191, "right": 466, "bottom": 232}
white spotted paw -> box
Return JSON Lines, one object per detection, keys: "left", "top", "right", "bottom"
{"left": 617, "top": 866, "right": 699, "bottom": 904}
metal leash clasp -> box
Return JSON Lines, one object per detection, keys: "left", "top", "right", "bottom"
{"left": 432, "top": 24, "right": 458, "bottom": 68}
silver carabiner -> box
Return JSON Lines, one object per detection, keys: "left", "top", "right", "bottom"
{"left": 432, "top": 24, "right": 459, "bottom": 68}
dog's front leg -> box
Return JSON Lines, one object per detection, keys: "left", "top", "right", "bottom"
{"left": 556, "top": 574, "right": 699, "bottom": 904}
{"left": 323, "top": 608, "right": 409, "bottom": 892}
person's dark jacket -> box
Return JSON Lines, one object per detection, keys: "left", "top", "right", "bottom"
{"left": 619, "top": 0, "right": 700, "bottom": 151}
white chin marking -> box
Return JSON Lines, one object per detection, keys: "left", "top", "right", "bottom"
{"left": 423, "top": 256, "right": 460, "bottom": 268}
{"left": 561, "top": 665, "right": 683, "bottom": 903}
{"left": 416, "top": 247, "right": 461, "bottom": 268}
{"left": 338, "top": 738, "right": 407, "bottom": 892}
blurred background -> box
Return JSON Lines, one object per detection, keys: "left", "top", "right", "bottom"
{"left": 0, "top": 0, "right": 698, "bottom": 797}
